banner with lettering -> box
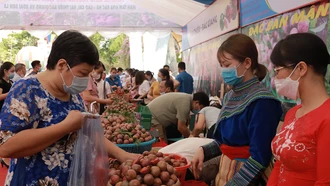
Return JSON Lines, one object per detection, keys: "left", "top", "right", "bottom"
{"left": 0, "top": 0, "right": 180, "bottom": 28}
{"left": 182, "top": 31, "right": 238, "bottom": 96}
{"left": 182, "top": 0, "right": 239, "bottom": 50}
{"left": 242, "top": 2, "right": 330, "bottom": 103}
{"left": 240, "top": 0, "right": 322, "bottom": 26}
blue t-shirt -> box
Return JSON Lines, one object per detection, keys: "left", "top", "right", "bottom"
{"left": 176, "top": 71, "right": 194, "bottom": 94}
{"left": 106, "top": 75, "right": 122, "bottom": 90}
{"left": 0, "top": 77, "right": 85, "bottom": 186}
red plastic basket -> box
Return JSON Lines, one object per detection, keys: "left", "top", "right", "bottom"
{"left": 164, "top": 153, "right": 191, "bottom": 186}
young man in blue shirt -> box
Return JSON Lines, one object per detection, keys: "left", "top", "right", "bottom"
{"left": 106, "top": 67, "right": 122, "bottom": 91}
{"left": 176, "top": 62, "right": 194, "bottom": 94}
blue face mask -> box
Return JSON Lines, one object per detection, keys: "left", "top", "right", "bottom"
{"left": 8, "top": 73, "right": 14, "bottom": 80}
{"left": 221, "top": 63, "right": 247, "bottom": 86}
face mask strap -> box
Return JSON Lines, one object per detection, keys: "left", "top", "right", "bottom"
{"left": 288, "top": 63, "right": 301, "bottom": 81}
{"left": 61, "top": 63, "right": 74, "bottom": 87}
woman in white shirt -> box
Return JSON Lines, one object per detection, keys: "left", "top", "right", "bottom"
{"left": 93, "top": 62, "right": 111, "bottom": 99}
{"left": 135, "top": 71, "right": 150, "bottom": 99}
{"left": 91, "top": 62, "right": 112, "bottom": 114}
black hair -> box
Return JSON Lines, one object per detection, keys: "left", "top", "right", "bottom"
{"left": 164, "top": 79, "right": 174, "bottom": 91}
{"left": 94, "top": 61, "right": 105, "bottom": 71}
{"left": 118, "top": 67, "right": 123, "bottom": 72}
{"left": 15, "top": 63, "right": 26, "bottom": 72}
{"left": 135, "top": 71, "right": 146, "bottom": 85}
{"left": 31, "top": 60, "right": 41, "bottom": 68}
{"left": 131, "top": 70, "right": 137, "bottom": 77}
{"left": 218, "top": 34, "right": 266, "bottom": 81}
{"left": 178, "top": 62, "right": 186, "bottom": 70}
{"left": 159, "top": 68, "right": 170, "bottom": 80}
{"left": 127, "top": 68, "right": 133, "bottom": 75}
{"left": 271, "top": 33, "right": 330, "bottom": 76}
{"left": 145, "top": 71, "right": 154, "bottom": 78}
{"left": 163, "top": 65, "right": 169, "bottom": 69}
{"left": 110, "top": 67, "right": 117, "bottom": 72}
{"left": 0, "top": 62, "right": 14, "bottom": 78}
{"left": 46, "top": 30, "right": 99, "bottom": 70}
{"left": 193, "top": 92, "right": 209, "bottom": 107}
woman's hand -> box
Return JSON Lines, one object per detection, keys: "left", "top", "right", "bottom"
{"left": 105, "top": 98, "right": 114, "bottom": 105}
{"left": 62, "top": 110, "right": 84, "bottom": 133}
{"left": 191, "top": 147, "right": 205, "bottom": 180}
{"left": 118, "top": 152, "right": 142, "bottom": 163}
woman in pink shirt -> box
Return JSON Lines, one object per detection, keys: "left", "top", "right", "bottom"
{"left": 81, "top": 62, "right": 112, "bottom": 113}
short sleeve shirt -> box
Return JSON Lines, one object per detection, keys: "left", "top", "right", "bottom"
{"left": 147, "top": 93, "right": 192, "bottom": 127}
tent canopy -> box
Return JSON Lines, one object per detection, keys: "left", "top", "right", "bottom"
{"left": 0, "top": 0, "right": 212, "bottom": 31}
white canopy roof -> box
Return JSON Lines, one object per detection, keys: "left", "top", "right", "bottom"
{"left": 0, "top": 0, "right": 211, "bottom": 31}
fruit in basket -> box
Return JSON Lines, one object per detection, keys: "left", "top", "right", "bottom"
{"left": 160, "top": 171, "right": 170, "bottom": 183}
{"left": 157, "top": 161, "right": 167, "bottom": 171}
{"left": 129, "top": 179, "right": 141, "bottom": 186}
{"left": 143, "top": 174, "right": 154, "bottom": 185}
{"left": 151, "top": 166, "right": 161, "bottom": 177}
{"left": 154, "top": 178, "right": 162, "bottom": 186}
{"left": 108, "top": 152, "right": 185, "bottom": 185}
{"left": 103, "top": 122, "right": 153, "bottom": 144}
{"left": 110, "top": 174, "right": 121, "bottom": 185}
{"left": 170, "top": 174, "right": 178, "bottom": 182}
{"left": 126, "top": 169, "right": 137, "bottom": 181}
{"left": 132, "top": 164, "right": 142, "bottom": 173}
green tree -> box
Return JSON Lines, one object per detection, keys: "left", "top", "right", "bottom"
{"left": 89, "top": 33, "right": 130, "bottom": 70}
{"left": 0, "top": 31, "right": 38, "bottom": 63}
{"left": 89, "top": 32, "right": 105, "bottom": 51}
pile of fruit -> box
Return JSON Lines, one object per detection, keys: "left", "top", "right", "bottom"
{"left": 103, "top": 120, "right": 153, "bottom": 144}
{"left": 101, "top": 87, "right": 154, "bottom": 145}
{"left": 108, "top": 151, "right": 189, "bottom": 186}
{"left": 106, "top": 88, "right": 133, "bottom": 112}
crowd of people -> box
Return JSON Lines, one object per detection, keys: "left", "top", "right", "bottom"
{"left": 0, "top": 30, "right": 328, "bottom": 186}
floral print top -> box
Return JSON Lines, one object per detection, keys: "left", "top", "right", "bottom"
{"left": 0, "top": 77, "right": 85, "bottom": 186}
{"left": 268, "top": 98, "right": 330, "bottom": 185}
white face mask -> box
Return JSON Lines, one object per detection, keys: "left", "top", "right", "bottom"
{"left": 274, "top": 64, "right": 301, "bottom": 100}
{"left": 92, "top": 72, "right": 101, "bottom": 80}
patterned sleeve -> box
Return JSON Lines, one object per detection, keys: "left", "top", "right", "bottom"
{"left": 0, "top": 80, "right": 40, "bottom": 145}
{"left": 226, "top": 99, "right": 282, "bottom": 185}
{"left": 201, "top": 140, "right": 222, "bottom": 162}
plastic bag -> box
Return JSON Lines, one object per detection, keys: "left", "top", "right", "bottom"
{"left": 68, "top": 113, "right": 108, "bottom": 186}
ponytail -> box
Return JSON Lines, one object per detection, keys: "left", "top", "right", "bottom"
{"left": 254, "top": 64, "right": 267, "bottom": 82}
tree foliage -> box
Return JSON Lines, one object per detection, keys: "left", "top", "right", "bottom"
{"left": 89, "top": 33, "right": 130, "bottom": 71}
{"left": 0, "top": 31, "right": 38, "bottom": 63}
{"left": 0, "top": 31, "right": 130, "bottom": 70}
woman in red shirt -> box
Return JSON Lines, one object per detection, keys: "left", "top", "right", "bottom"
{"left": 268, "top": 33, "right": 330, "bottom": 185}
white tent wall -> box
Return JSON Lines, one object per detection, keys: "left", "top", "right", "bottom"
{"left": 166, "top": 35, "right": 179, "bottom": 77}
{"left": 127, "top": 32, "right": 143, "bottom": 70}
{"left": 142, "top": 31, "right": 171, "bottom": 74}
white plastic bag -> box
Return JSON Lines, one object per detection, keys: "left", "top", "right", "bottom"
{"left": 68, "top": 113, "right": 108, "bottom": 186}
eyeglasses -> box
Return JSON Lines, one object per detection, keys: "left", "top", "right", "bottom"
{"left": 273, "top": 64, "right": 295, "bottom": 75}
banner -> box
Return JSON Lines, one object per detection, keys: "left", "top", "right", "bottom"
{"left": 182, "top": 0, "right": 239, "bottom": 50}
{"left": 183, "top": 31, "right": 238, "bottom": 96}
{"left": 240, "top": 0, "right": 322, "bottom": 26}
{"left": 242, "top": 2, "right": 330, "bottom": 103}
{"left": 0, "top": 0, "right": 179, "bottom": 28}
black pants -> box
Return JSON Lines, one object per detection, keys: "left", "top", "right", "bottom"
{"left": 165, "top": 124, "right": 183, "bottom": 144}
